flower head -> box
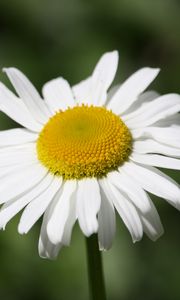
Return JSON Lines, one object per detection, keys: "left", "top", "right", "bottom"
{"left": 0, "top": 51, "right": 180, "bottom": 259}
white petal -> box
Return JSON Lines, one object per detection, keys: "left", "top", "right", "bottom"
{"left": 3, "top": 68, "right": 50, "bottom": 123}
{"left": 42, "top": 77, "right": 75, "bottom": 113}
{"left": 0, "top": 145, "right": 37, "bottom": 167}
{"left": 125, "top": 94, "right": 180, "bottom": 128}
{"left": 106, "top": 84, "right": 121, "bottom": 103}
{"left": 131, "top": 127, "right": 180, "bottom": 148}
{"left": 39, "top": 221, "right": 62, "bottom": 259}
{"left": 0, "top": 163, "right": 42, "bottom": 183}
{"left": 47, "top": 180, "right": 77, "bottom": 245}
{"left": 0, "top": 128, "right": 37, "bottom": 147}
{"left": 38, "top": 187, "right": 64, "bottom": 259}
{"left": 124, "top": 94, "right": 180, "bottom": 122}
{"left": 153, "top": 114, "right": 180, "bottom": 128}
{"left": 40, "top": 184, "right": 76, "bottom": 258}
{"left": 107, "top": 68, "right": 160, "bottom": 114}
{"left": 0, "top": 143, "right": 36, "bottom": 160}
{"left": 110, "top": 171, "right": 164, "bottom": 241}
{"left": 0, "top": 83, "right": 42, "bottom": 132}
{"left": 107, "top": 171, "right": 151, "bottom": 213}
{"left": 0, "top": 165, "right": 23, "bottom": 178}
{"left": 0, "top": 143, "right": 34, "bottom": 153}
{"left": 76, "top": 178, "right": 101, "bottom": 236}
{"left": 92, "top": 51, "right": 118, "bottom": 91}
{"left": 18, "top": 177, "right": 62, "bottom": 234}
{"left": 121, "top": 162, "right": 180, "bottom": 209}
{"left": 0, "top": 173, "right": 53, "bottom": 229}
{"left": 139, "top": 193, "right": 164, "bottom": 241}
{"left": 91, "top": 51, "right": 118, "bottom": 105}
{"left": 0, "top": 143, "right": 37, "bottom": 164}
{"left": 73, "top": 51, "right": 118, "bottom": 106}
{"left": 0, "top": 163, "right": 47, "bottom": 204}
{"left": 98, "top": 182, "right": 116, "bottom": 250}
{"left": 0, "top": 154, "right": 37, "bottom": 167}
{"left": 121, "top": 91, "right": 159, "bottom": 116}
{"left": 100, "top": 178, "right": 143, "bottom": 242}
{"left": 130, "top": 153, "right": 180, "bottom": 170}
{"left": 72, "top": 77, "right": 91, "bottom": 105}
{"left": 61, "top": 190, "right": 77, "bottom": 246}
{"left": 38, "top": 232, "right": 62, "bottom": 260}
{"left": 133, "top": 139, "right": 180, "bottom": 157}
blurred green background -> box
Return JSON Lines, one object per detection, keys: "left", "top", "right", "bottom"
{"left": 0, "top": 0, "right": 180, "bottom": 299}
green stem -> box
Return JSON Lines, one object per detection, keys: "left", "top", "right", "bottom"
{"left": 86, "top": 234, "right": 107, "bottom": 300}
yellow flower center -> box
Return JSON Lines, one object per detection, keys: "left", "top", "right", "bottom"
{"left": 37, "top": 105, "right": 132, "bottom": 179}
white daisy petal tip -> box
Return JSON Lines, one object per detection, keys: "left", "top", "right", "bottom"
{"left": 0, "top": 223, "right": 6, "bottom": 231}
{"left": 132, "top": 237, "right": 141, "bottom": 244}
{"left": 153, "top": 227, "right": 164, "bottom": 242}
{"left": 144, "top": 221, "right": 164, "bottom": 242}
{"left": 2, "top": 67, "right": 26, "bottom": 81}
{"left": 2, "top": 67, "right": 20, "bottom": 77}
{"left": 2, "top": 67, "right": 10, "bottom": 73}
{"left": 108, "top": 66, "right": 161, "bottom": 115}
{"left": 78, "top": 216, "right": 99, "bottom": 238}
{"left": 139, "top": 66, "right": 160, "bottom": 79}
{"left": 3, "top": 67, "right": 23, "bottom": 76}
{"left": 18, "top": 216, "right": 35, "bottom": 234}
{"left": 3, "top": 67, "right": 51, "bottom": 124}
{"left": 98, "top": 243, "right": 108, "bottom": 252}
{"left": 18, "top": 225, "right": 27, "bottom": 235}
{"left": 81, "top": 217, "right": 99, "bottom": 237}
{"left": 148, "top": 67, "right": 160, "bottom": 74}
{"left": 175, "top": 201, "right": 180, "bottom": 211}
{"left": 0, "top": 215, "right": 11, "bottom": 231}
{"left": 38, "top": 235, "right": 63, "bottom": 260}
{"left": 98, "top": 50, "right": 119, "bottom": 65}
{"left": 95, "top": 50, "right": 119, "bottom": 81}
{"left": 138, "top": 67, "right": 160, "bottom": 80}
{"left": 76, "top": 178, "right": 101, "bottom": 237}
{"left": 108, "top": 50, "right": 119, "bottom": 65}
{"left": 45, "top": 226, "right": 59, "bottom": 245}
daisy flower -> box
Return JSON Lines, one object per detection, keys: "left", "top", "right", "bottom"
{"left": 0, "top": 51, "right": 180, "bottom": 260}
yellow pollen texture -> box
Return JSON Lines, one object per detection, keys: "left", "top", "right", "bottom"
{"left": 37, "top": 105, "right": 132, "bottom": 179}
